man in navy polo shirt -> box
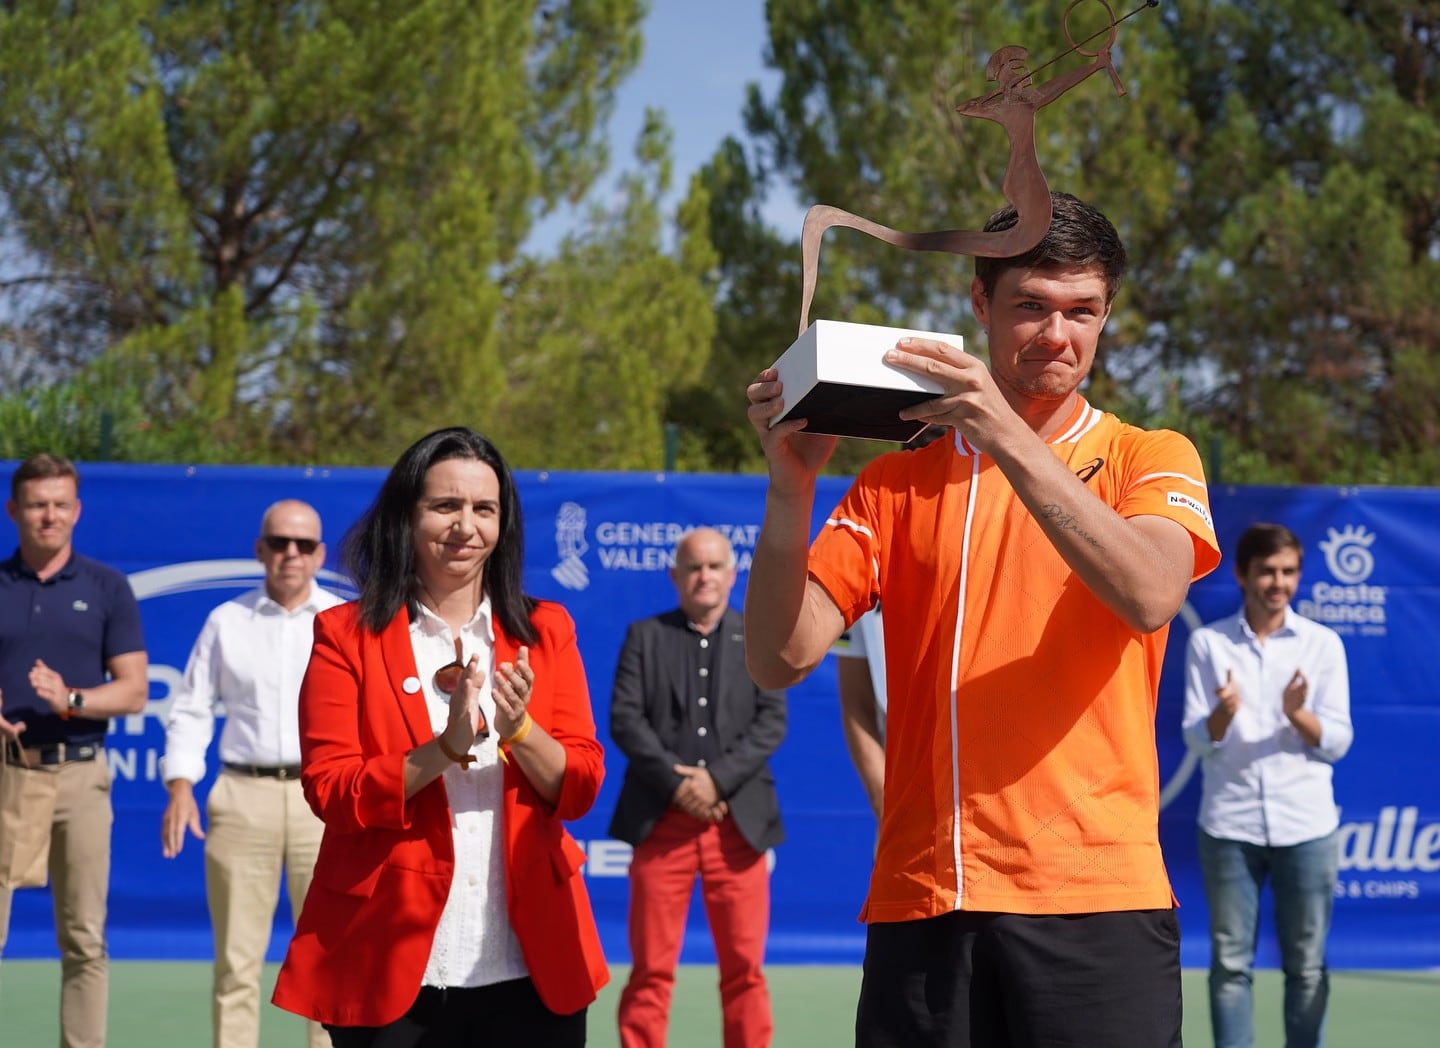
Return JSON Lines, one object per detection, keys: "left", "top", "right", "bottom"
{"left": 1, "top": 452, "right": 148, "bottom": 1048}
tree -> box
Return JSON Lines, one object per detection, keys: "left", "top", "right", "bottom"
{"left": 495, "top": 111, "right": 719, "bottom": 471}
{"left": 663, "top": 135, "right": 796, "bottom": 474}
{"left": 0, "top": 0, "right": 648, "bottom": 464}
{"left": 1152, "top": 0, "right": 1440, "bottom": 484}
{"left": 734, "top": 0, "right": 1439, "bottom": 484}
{"left": 702, "top": 0, "right": 1191, "bottom": 475}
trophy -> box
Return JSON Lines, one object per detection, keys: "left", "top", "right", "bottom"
{"left": 770, "top": 0, "right": 1157, "bottom": 442}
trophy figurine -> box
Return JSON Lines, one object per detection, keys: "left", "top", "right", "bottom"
{"left": 769, "top": 0, "right": 1157, "bottom": 442}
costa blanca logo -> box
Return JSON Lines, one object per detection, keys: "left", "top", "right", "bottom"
{"left": 551, "top": 501, "right": 591, "bottom": 591}
{"left": 1319, "top": 524, "right": 1376, "bottom": 584}
{"left": 1299, "top": 524, "right": 1387, "bottom": 636}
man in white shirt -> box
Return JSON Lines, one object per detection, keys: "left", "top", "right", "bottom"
{"left": 160, "top": 500, "right": 343, "bottom": 1048}
{"left": 831, "top": 607, "right": 886, "bottom": 820}
{"left": 1183, "top": 522, "right": 1353, "bottom": 1048}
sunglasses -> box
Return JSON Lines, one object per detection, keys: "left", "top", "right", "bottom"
{"left": 434, "top": 637, "right": 489, "bottom": 740}
{"left": 261, "top": 535, "right": 320, "bottom": 555}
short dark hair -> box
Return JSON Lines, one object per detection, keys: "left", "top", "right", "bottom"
{"left": 344, "top": 428, "right": 537, "bottom": 642}
{"left": 973, "top": 191, "right": 1128, "bottom": 304}
{"left": 1233, "top": 522, "right": 1304, "bottom": 575}
{"left": 11, "top": 452, "right": 79, "bottom": 501}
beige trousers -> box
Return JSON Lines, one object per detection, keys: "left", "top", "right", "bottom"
{"left": 204, "top": 770, "right": 326, "bottom": 1048}
{"left": 0, "top": 755, "right": 113, "bottom": 1048}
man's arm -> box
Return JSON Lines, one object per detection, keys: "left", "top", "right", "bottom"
{"left": 1290, "top": 631, "right": 1353, "bottom": 761}
{"left": 161, "top": 619, "right": 223, "bottom": 857}
{"left": 0, "top": 688, "right": 23, "bottom": 742}
{"left": 988, "top": 440, "right": 1195, "bottom": 633}
{"left": 607, "top": 623, "right": 684, "bottom": 798}
{"left": 161, "top": 779, "right": 205, "bottom": 858}
{"left": 837, "top": 657, "right": 884, "bottom": 819}
{"left": 28, "top": 650, "right": 148, "bottom": 719}
{"left": 97, "top": 650, "right": 149, "bottom": 715}
{"left": 888, "top": 339, "right": 1197, "bottom": 632}
{"left": 1182, "top": 631, "right": 1228, "bottom": 752}
{"left": 678, "top": 675, "right": 786, "bottom": 822}
{"left": 1207, "top": 671, "right": 1242, "bottom": 743}
{"left": 85, "top": 570, "right": 150, "bottom": 717}
{"left": 744, "top": 367, "right": 847, "bottom": 687}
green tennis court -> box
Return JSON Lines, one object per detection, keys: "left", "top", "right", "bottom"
{"left": 1, "top": 962, "right": 1434, "bottom": 1046}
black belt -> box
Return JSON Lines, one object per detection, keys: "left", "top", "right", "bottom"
{"left": 3, "top": 740, "right": 102, "bottom": 766}
{"left": 223, "top": 761, "right": 302, "bottom": 780}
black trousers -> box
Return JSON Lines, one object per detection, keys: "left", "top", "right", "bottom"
{"left": 855, "top": 909, "right": 1183, "bottom": 1048}
{"left": 325, "top": 978, "right": 586, "bottom": 1048}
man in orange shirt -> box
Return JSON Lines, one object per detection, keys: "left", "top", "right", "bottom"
{"left": 745, "top": 192, "right": 1220, "bottom": 1047}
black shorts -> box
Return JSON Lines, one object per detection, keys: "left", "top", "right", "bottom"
{"left": 855, "top": 908, "right": 1182, "bottom": 1048}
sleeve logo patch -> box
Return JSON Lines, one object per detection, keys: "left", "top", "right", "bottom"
{"left": 1168, "top": 491, "right": 1214, "bottom": 531}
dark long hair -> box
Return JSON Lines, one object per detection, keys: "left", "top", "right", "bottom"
{"left": 343, "top": 427, "right": 537, "bottom": 643}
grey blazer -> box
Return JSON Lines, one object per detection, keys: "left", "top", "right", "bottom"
{"left": 607, "top": 607, "right": 786, "bottom": 853}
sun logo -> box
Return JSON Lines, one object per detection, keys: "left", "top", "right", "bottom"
{"left": 1318, "top": 525, "right": 1376, "bottom": 585}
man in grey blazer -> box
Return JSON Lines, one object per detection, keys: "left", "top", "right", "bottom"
{"left": 610, "top": 527, "right": 786, "bottom": 1048}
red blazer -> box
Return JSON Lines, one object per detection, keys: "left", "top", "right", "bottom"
{"left": 271, "top": 599, "right": 608, "bottom": 1026}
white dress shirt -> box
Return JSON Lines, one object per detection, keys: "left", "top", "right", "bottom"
{"left": 162, "top": 583, "right": 344, "bottom": 783}
{"left": 409, "top": 598, "right": 528, "bottom": 990}
{"left": 1183, "top": 606, "right": 1354, "bottom": 847}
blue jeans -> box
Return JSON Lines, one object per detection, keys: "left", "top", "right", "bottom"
{"left": 1197, "top": 829, "right": 1339, "bottom": 1048}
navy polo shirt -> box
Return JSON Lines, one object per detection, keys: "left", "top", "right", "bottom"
{"left": 0, "top": 549, "right": 146, "bottom": 747}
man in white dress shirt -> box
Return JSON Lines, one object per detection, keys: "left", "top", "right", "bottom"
{"left": 1183, "top": 521, "right": 1353, "bottom": 1048}
{"left": 160, "top": 500, "right": 342, "bottom": 1048}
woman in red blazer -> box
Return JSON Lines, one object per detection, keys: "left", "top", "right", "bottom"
{"left": 272, "top": 428, "right": 607, "bottom": 1046}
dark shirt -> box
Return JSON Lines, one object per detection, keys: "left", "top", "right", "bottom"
{"left": 673, "top": 620, "right": 721, "bottom": 768}
{"left": 0, "top": 549, "right": 146, "bottom": 746}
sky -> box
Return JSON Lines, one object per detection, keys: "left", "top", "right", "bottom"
{"left": 526, "top": 1, "right": 805, "bottom": 253}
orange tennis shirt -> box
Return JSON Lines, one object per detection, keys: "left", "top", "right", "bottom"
{"left": 809, "top": 398, "right": 1221, "bottom": 921}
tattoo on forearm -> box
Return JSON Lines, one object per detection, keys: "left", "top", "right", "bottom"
{"left": 1040, "top": 503, "right": 1103, "bottom": 550}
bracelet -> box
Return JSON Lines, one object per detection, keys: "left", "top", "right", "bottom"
{"left": 436, "top": 733, "right": 477, "bottom": 768}
{"left": 501, "top": 712, "right": 534, "bottom": 748}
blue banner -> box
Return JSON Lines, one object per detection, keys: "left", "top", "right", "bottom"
{"left": 3, "top": 464, "right": 1436, "bottom": 969}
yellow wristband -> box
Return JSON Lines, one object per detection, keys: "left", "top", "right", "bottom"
{"left": 501, "top": 712, "right": 534, "bottom": 748}
{"left": 436, "top": 733, "right": 477, "bottom": 768}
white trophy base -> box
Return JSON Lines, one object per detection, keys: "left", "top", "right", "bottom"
{"left": 768, "top": 319, "right": 962, "bottom": 442}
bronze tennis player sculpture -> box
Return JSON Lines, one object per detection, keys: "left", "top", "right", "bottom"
{"left": 796, "top": 0, "right": 1157, "bottom": 336}
{"left": 770, "top": 0, "right": 1157, "bottom": 441}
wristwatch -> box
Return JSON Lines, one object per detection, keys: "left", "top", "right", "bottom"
{"left": 67, "top": 690, "right": 85, "bottom": 712}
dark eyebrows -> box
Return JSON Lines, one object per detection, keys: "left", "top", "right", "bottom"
{"left": 1018, "top": 293, "right": 1106, "bottom": 311}
{"left": 1010, "top": 284, "right": 1107, "bottom": 311}
{"left": 422, "top": 496, "right": 499, "bottom": 510}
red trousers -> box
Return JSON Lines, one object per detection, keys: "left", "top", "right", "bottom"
{"left": 617, "top": 809, "right": 772, "bottom": 1048}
